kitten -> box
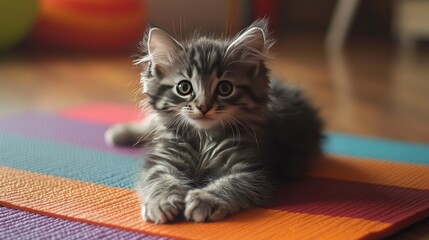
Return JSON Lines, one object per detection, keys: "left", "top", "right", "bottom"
{"left": 105, "top": 19, "right": 323, "bottom": 224}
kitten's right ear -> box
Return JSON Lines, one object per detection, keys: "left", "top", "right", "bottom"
{"left": 226, "top": 19, "right": 272, "bottom": 64}
{"left": 144, "top": 27, "right": 184, "bottom": 75}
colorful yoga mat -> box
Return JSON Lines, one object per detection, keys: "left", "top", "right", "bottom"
{"left": 1, "top": 103, "right": 428, "bottom": 240}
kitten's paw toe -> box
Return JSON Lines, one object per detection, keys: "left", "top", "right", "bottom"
{"left": 210, "top": 206, "right": 229, "bottom": 221}
{"left": 142, "top": 204, "right": 167, "bottom": 224}
{"left": 184, "top": 189, "right": 229, "bottom": 222}
{"left": 142, "top": 195, "right": 184, "bottom": 224}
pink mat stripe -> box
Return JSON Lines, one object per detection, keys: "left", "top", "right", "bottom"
{"left": 270, "top": 177, "right": 429, "bottom": 223}
{"left": 60, "top": 103, "right": 142, "bottom": 124}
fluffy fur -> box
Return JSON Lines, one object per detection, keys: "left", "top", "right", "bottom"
{"left": 105, "top": 19, "right": 323, "bottom": 224}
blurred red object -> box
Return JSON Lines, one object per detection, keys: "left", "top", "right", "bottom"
{"left": 252, "top": 0, "right": 280, "bottom": 31}
{"left": 31, "top": 0, "right": 146, "bottom": 52}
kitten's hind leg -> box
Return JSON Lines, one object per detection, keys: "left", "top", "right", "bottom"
{"left": 104, "top": 114, "right": 156, "bottom": 147}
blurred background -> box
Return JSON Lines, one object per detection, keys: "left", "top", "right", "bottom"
{"left": 0, "top": 0, "right": 428, "bottom": 238}
{"left": 1, "top": 0, "right": 428, "bottom": 143}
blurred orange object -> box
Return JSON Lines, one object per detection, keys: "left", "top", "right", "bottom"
{"left": 32, "top": 0, "right": 146, "bottom": 52}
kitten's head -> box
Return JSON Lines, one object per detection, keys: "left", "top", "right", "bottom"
{"left": 137, "top": 19, "right": 273, "bottom": 130}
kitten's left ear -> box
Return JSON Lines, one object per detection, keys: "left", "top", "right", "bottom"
{"left": 226, "top": 19, "right": 271, "bottom": 62}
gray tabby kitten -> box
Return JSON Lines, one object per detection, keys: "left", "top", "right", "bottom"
{"left": 105, "top": 20, "right": 323, "bottom": 224}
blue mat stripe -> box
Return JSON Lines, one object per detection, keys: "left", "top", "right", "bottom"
{"left": 324, "top": 132, "right": 429, "bottom": 165}
{"left": 0, "top": 133, "right": 140, "bottom": 189}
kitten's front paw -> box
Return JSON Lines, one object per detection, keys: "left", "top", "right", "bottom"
{"left": 142, "top": 194, "right": 184, "bottom": 224}
{"left": 184, "top": 189, "right": 230, "bottom": 222}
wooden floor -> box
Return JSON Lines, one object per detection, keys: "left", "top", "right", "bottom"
{"left": 0, "top": 35, "right": 428, "bottom": 238}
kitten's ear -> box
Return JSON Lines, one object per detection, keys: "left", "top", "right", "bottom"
{"left": 226, "top": 19, "right": 271, "bottom": 62}
{"left": 146, "top": 27, "right": 184, "bottom": 75}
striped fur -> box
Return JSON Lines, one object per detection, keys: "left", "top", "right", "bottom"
{"left": 105, "top": 19, "right": 323, "bottom": 224}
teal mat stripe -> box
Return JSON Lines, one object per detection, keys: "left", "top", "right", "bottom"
{"left": 0, "top": 133, "right": 140, "bottom": 189}
{"left": 324, "top": 133, "right": 429, "bottom": 165}
{"left": 1, "top": 132, "right": 429, "bottom": 191}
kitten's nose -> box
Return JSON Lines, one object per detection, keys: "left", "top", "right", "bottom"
{"left": 196, "top": 105, "right": 212, "bottom": 115}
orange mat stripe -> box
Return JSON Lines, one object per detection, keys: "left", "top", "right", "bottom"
{"left": 310, "top": 155, "right": 429, "bottom": 190}
{"left": 0, "top": 167, "right": 390, "bottom": 240}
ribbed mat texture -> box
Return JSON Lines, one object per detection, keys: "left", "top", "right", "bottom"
{"left": 1, "top": 103, "right": 428, "bottom": 240}
{"left": 0, "top": 206, "right": 169, "bottom": 240}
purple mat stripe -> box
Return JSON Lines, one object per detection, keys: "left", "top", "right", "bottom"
{"left": 0, "top": 206, "right": 170, "bottom": 240}
{"left": 0, "top": 114, "right": 140, "bottom": 157}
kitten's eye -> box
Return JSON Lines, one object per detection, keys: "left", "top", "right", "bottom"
{"left": 217, "top": 81, "right": 234, "bottom": 97}
{"left": 176, "top": 80, "right": 193, "bottom": 96}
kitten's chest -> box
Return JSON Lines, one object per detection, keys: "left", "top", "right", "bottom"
{"left": 185, "top": 141, "right": 228, "bottom": 184}
{"left": 186, "top": 135, "right": 232, "bottom": 171}
{"left": 184, "top": 130, "right": 259, "bottom": 164}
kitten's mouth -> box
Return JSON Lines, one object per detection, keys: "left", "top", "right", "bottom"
{"left": 193, "top": 117, "right": 214, "bottom": 124}
{"left": 190, "top": 114, "right": 213, "bottom": 120}
{"left": 190, "top": 116, "right": 216, "bottom": 128}
{"left": 193, "top": 116, "right": 212, "bottom": 120}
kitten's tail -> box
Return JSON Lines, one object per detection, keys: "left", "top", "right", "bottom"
{"left": 268, "top": 80, "right": 324, "bottom": 181}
